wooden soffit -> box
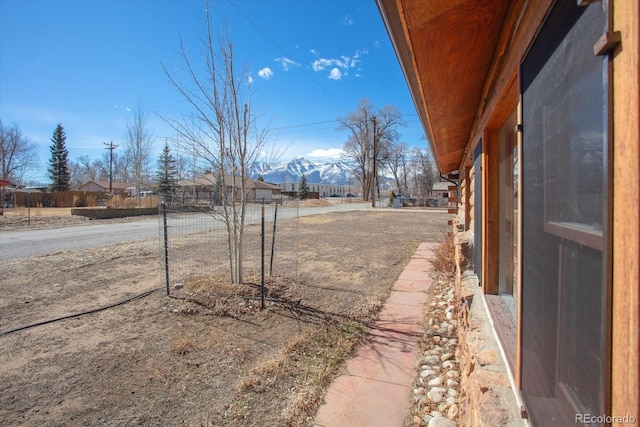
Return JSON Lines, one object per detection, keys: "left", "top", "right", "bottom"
{"left": 377, "top": 0, "right": 510, "bottom": 173}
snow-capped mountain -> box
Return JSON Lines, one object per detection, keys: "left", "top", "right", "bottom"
{"left": 251, "top": 157, "right": 355, "bottom": 186}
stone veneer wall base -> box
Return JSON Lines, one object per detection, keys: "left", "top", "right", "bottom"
{"left": 454, "top": 225, "right": 528, "bottom": 426}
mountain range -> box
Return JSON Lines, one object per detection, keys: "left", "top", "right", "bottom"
{"left": 251, "top": 157, "right": 356, "bottom": 186}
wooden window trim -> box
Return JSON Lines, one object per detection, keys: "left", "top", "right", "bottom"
{"left": 543, "top": 221, "right": 603, "bottom": 251}
{"left": 611, "top": 0, "right": 640, "bottom": 420}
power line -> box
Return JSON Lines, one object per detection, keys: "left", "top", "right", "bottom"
{"left": 276, "top": 126, "right": 337, "bottom": 137}
{"left": 272, "top": 120, "right": 337, "bottom": 130}
{"left": 226, "top": 0, "right": 349, "bottom": 112}
{"left": 272, "top": 115, "right": 421, "bottom": 131}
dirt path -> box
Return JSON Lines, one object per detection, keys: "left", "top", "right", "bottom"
{"left": 0, "top": 209, "right": 448, "bottom": 426}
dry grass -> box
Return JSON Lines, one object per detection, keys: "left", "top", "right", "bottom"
{"left": 300, "top": 199, "right": 332, "bottom": 207}
{"left": 236, "top": 317, "right": 368, "bottom": 426}
{"left": 175, "top": 274, "right": 305, "bottom": 317}
{"left": 299, "top": 215, "right": 336, "bottom": 225}
{"left": 430, "top": 231, "right": 462, "bottom": 276}
{"left": 212, "top": 286, "right": 388, "bottom": 425}
{"left": 2, "top": 207, "right": 72, "bottom": 217}
{"left": 171, "top": 335, "right": 197, "bottom": 355}
{"left": 0, "top": 208, "right": 450, "bottom": 426}
{"left": 230, "top": 292, "right": 386, "bottom": 426}
{"left": 84, "top": 194, "right": 98, "bottom": 207}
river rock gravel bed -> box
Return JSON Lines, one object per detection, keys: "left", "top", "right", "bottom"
{"left": 407, "top": 273, "right": 460, "bottom": 427}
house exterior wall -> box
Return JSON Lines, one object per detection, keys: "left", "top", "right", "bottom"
{"left": 379, "top": 0, "right": 638, "bottom": 425}
{"left": 78, "top": 181, "right": 130, "bottom": 195}
{"left": 253, "top": 188, "right": 274, "bottom": 202}
{"left": 454, "top": 1, "right": 639, "bottom": 425}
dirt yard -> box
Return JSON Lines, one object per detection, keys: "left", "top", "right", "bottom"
{"left": 0, "top": 208, "right": 449, "bottom": 426}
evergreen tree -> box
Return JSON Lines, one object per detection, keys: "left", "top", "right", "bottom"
{"left": 155, "top": 140, "right": 178, "bottom": 197}
{"left": 298, "top": 174, "right": 309, "bottom": 199}
{"left": 48, "top": 123, "right": 70, "bottom": 191}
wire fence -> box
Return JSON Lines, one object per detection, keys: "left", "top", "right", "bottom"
{"left": 158, "top": 198, "right": 299, "bottom": 295}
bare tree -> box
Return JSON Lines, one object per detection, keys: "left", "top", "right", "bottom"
{"left": 409, "top": 147, "right": 436, "bottom": 200}
{"left": 67, "top": 160, "right": 84, "bottom": 190}
{"left": 338, "top": 99, "right": 404, "bottom": 201}
{"left": 385, "top": 142, "right": 409, "bottom": 194}
{"left": 72, "top": 155, "right": 101, "bottom": 183}
{"left": 162, "top": 8, "right": 269, "bottom": 284}
{"left": 124, "top": 104, "right": 154, "bottom": 205}
{"left": 0, "top": 120, "right": 38, "bottom": 185}
{"left": 70, "top": 150, "right": 131, "bottom": 189}
{"left": 106, "top": 150, "right": 131, "bottom": 184}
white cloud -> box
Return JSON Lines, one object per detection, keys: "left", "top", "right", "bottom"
{"left": 309, "top": 49, "right": 318, "bottom": 56}
{"left": 258, "top": 67, "right": 274, "bottom": 79}
{"left": 274, "top": 57, "right": 299, "bottom": 71}
{"left": 340, "top": 15, "right": 353, "bottom": 26}
{"left": 311, "top": 49, "right": 369, "bottom": 79}
{"left": 125, "top": 106, "right": 132, "bottom": 113}
{"left": 374, "top": 40, "right": 381, "bottom": 48}
{"left": 312, "top": 58, "right": 335, "bottom": 72}
{"left": 306, "top": 148, "right": 343, "bottom": 159}
{"left": 248, "top": 75, "right": 254, "bottom": 84}
{"left": 353, "top": 49, "right": 369, "bottom": 59}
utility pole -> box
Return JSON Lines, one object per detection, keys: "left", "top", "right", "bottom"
{"left": 103, "top": 141, "right": 118, "bottom": 194}
{"left": 371, "top": 116, "right": 377, "bottom": 208}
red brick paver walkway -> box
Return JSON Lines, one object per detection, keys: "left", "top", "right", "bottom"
{"left": 314, "top": 242, "right": 435, "bottom": 427}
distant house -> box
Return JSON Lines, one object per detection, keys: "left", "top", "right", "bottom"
{"left": 431, "top": 181, "right": 450, "bottom": 199}
{"left": 428, "top": 181, "right": 453, "bottom": 208}
{"left": 250, "top": 179, "right": 282, "bottom": 203}
{"left": 78, "top": 181, "right": 130, "bottom": 195}
{"left": 176, "top": 173, "right": 281, "bottom": 203}
{"left": 276, "top": 182, "right": 351, "bottom": 198}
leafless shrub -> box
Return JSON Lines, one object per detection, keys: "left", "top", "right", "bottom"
{"left": 430, "top": 231, "right": 464, "bottom": 276}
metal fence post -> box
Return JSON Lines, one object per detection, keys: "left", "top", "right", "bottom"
{"left": 260, "top": 204, "right": 265, "bottom": 309}
{"left": 162, "top": 201, "right": 170, "bottom": 296}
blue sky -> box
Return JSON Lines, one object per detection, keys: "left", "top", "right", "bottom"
{"left": 0, "top": 0, "right": 426, "bottom": 182}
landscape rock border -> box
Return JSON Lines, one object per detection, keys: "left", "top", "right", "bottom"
{"left": 407, "top": 272, "right": 461, "bottom": 426}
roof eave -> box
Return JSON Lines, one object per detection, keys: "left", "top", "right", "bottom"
{"left": 375, "top": 0, "right": 442, "bottom": 172}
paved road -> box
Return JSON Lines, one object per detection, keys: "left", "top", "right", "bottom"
{"left": 0, "top": 202, "right": 373, "bottom": 260}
